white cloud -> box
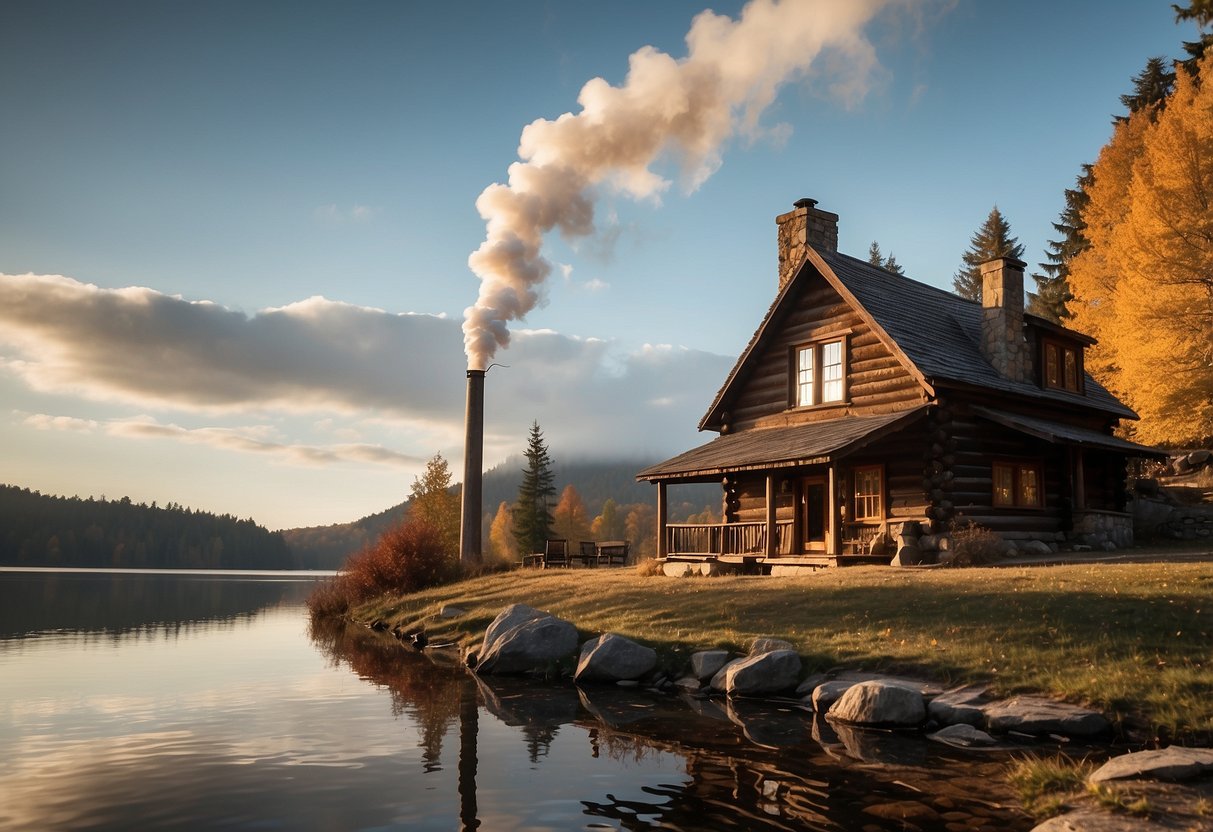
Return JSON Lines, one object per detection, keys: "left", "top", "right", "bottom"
{"left": 583, "top": 277, "right": 609, "bottom": 292}
{"left": 0, "top": 272, "right": 735, "bottom": 466}
{"left": 23, "top": 411, "right": 423, "bottom": 468}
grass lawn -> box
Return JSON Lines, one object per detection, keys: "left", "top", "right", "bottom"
{"left": 352, "top": 559, "right": 1213, "bottom": 741}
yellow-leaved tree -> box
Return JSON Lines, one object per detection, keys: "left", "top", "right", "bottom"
{"left": 1067, "top": 54, "right": 1213, "bottom": 445}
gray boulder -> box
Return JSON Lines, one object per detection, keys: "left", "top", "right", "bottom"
{"left": 691, "top": 649, "right": 730, "bottom": 682}
{"left": 1088, "top": 746, "right": 1213, "bottom": 783}
{"left": 984, "top": 696, "right": 1109, "bottom": 737}
{"left": 476, "top": 606, "right": 579, "bottom": 675}
{"left": 709, "top": 657, "right": 747, "bottom": 692}
{"left": 439, "top": 604, "right": 467, "bottom": 618}
{"left": 928, "top": 723, "right": 997, "bottom": 748}
{"left": 574, "top": 633, "right": 657, "bottom": 683}
{"left": 723, "top": 649, "right": 801, "bottom": 696}
{"left": 828, "top": 680, "right": 926, "bottom": 727}
{"left": 1019, "top": 539, "right": 1053, "bottom": 557}
{"left": 1031, "top": 811, "right": 1171, "bottom": 831}
{"left": 480, "top": 604, "right": 549, "bottom": 653}
{"left": 928, "top": 684, "right": 989, "bottom": 727}
{"left": 749, "top": 636, "right": 794, "bottom": 654}
{"left": 811, "top": 680, "right": 857, "bottom": 712}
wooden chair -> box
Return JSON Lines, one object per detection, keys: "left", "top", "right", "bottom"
{"left": 596, "top": 540, "right": 629, "bottom": 567}
{"left": 577, "top": 540, "right": 598, "bottom": 567}
{"left": 541, "top": 538, "right": 570, "bottom": 568}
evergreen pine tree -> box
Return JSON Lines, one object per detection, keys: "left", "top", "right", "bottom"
{"left": 1175, "top": 0, "right": 1213, "bottom": 75}
{"left": 512, "top": 421, "right": 556, "bottom": 555}
{"left": 1116, "top": 56, "right": 1176, "bottom": 123}
{"left": 868, "top": 240, "right": 905, "bottom": 275}
{"left": 952, "top": 206, "right": 1025, "bottom": 300}
{"left": 1028, "top": 166, "right": 1092, "bottom": 323}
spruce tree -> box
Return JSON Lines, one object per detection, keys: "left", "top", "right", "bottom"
{"left": 1175, "top": 0, "right": 1213, "bottom": 75}
{"left": 1116, "top": 56, "right": 1176, "bottom": 123}
{"left": 868, "top": 240, "right": 905, "bottom": 275}
{"left": 952, "top": 206, "right": 1025, "bottom": 301}
{"left": 513, "top": 421, "right": 556, "bottom": 555}
{"left": 1028, "top": 166, "right": 1092, "bottom": 323}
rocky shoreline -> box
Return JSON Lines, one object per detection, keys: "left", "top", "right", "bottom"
{"left": 367, "top": 601, "right": 1213, "bottom": 831}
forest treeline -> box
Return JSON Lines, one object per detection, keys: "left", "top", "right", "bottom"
{"left": 0, "top": 485, "right": 293, "bottom": 570}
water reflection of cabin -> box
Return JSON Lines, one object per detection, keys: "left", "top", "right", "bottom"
{"left": 638, "top": 199, "right": 1161, "bottom": 573}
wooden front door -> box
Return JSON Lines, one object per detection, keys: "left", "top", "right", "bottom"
{"left": 801, "top": 476, "right": 828, "bottom": 552}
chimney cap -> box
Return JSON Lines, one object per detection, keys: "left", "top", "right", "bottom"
{"left": 979, "top": 255, "right": 1027, "bottom": 271}
{"left": 793, "top": 197, "right": 817, "bottom": 209}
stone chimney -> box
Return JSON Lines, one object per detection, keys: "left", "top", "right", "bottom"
{"left": 980, "top": 256, "right": 1028, "bottom": 382}
{"left": 776, "top": 198, "right": 838, "bottom": 291}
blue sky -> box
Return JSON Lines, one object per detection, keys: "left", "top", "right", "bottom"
{"left": 0, "top": 1, "right": 1197, "bottom": 529}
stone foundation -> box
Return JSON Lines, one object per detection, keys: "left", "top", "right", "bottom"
{"left": 1070, "top": 510, "right": 1134, "bottom": 549}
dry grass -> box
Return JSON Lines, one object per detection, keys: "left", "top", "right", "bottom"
{"left": 352, "top": 560, "right": 1213, "bottom": 740}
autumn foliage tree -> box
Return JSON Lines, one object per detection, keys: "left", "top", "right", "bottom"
{"left": 1068, "top": 54, "right": 1213, "bottom": 445}
{"left": 488, "top": 501, "right": 517, "bottom": 563}
{"left": 552, "top": 485, "right": 592, "bottom": 545}
{"left": 408, "top": 453, "right": 461, "bottom": 555}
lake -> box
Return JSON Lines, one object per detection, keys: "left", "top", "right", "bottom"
{"left": 0, "top": 569, "right": 1035, "bottom": 830}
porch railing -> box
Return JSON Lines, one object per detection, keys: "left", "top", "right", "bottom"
{"left": 665, "top": 521, "right": 794, "bottom": 557}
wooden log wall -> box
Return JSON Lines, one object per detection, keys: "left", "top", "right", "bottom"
{"left": 723, "top": 280, "right": 927, "bottom": 432}
{"left": 845, "top": 426, "right": 932, "bottom": 529}
{"left": 943, "top": 399, "right": 1067, "bottom": 536}
{"left": 727, "top": 476, "right": 793, "bottom": 525}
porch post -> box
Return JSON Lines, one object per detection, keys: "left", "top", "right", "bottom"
{"left": 1073, "top": 449, "right": 1086, "bottom": 511}
{"left": 765, "top": 474, "right": 777, "bottom": 557}
{"left": 656, "top": 481, "right": 668, "bottom": 558}
{"left": 828, "top": 462, "right": 842, "bottom": 556}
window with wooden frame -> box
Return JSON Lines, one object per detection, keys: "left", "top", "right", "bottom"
{"left": 1042, "top": 339, "right": 1083, "bottom": 393}
{"left": 852, "top": 465, "right": 884, "bottom": 521}
{"left": 792, "top": 337, "right": 846, "bottom": 408}
{"left": 992, "top": 461, "right": 1043, "bottom": 508}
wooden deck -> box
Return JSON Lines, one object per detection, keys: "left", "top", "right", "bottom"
{"left": 661, "top": 552, "right": 890, "bottom": 574}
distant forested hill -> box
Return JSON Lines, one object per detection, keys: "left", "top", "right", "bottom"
{"left": 0, "top": 485, "right": 293, "bottom": 570}
{"left": 284, "top": 458, "right": 717, "bottom": 569}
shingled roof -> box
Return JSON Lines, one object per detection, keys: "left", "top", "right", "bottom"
{"left": 700, "top": 247, "right": 1135, "bottom": 430}
{"left": 637, "top": 406, "right": 927, "bottom": 482}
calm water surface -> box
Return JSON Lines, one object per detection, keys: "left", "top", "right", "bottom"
{"left": 0, "top": 569, "right": 1034, "bottom": 830}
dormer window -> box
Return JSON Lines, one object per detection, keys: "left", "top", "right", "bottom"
{"left": 1043, "top": 338, "right": 1083, "bottom": 394}
{"left": 793, "top": 338, "right": 846, "bottom": 407}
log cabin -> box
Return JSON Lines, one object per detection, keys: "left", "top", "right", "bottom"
{"left": 637, "top": 199, "right": 1162, "bottom": 574}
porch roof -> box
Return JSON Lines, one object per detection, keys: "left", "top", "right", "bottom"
{"left": 973, "top": 407, "right": 1166, "bottom": 457}
{"left": 637, "top": 406, "right": 927, "bottom": 482}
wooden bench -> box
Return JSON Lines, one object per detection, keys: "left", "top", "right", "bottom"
{"left": 595, "top": 540, "right": 629, "bottom": 567}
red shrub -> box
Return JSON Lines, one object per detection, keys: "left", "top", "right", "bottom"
{"left": 307, "top": 518, "right": 457, "bottom": 617}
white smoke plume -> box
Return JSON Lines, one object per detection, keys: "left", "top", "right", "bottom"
{"left": 463, "top": 0, "right": 888, "bottom": 368}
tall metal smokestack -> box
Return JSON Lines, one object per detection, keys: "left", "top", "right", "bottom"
{"left": 459, "top": 369, "right": 485, "bottom": 566}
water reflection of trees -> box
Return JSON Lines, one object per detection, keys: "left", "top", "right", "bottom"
{"left": 311, "top": 621, "right": 1031, "bottom": 832}
{"left": 309, "top": 617, "right": 463, "bottom": 768}
{"left": 0, "top": 571, "right": 315, "bottom": 640}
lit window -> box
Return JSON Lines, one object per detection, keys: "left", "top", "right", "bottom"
{"left": 821, "top": 341, "right": 843, "bottom": 403}
{"left": 1043, "top": 339, "right": 1082, "bottom": 393}
{"left": 793, "top": 339, "right": 845, "bottom": 407}
{"left": 797, "top": 347, "right": 815, "bottom": 407}
{"left": 992, "top": 461, "right": 1043, "bottom": 508}
{"left": 853, "top": 466, "right": 883, "bottom": 521}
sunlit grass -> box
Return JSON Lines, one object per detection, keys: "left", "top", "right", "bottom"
{"left": 353, "top": 561, "right": 1213, "bottom": 739}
